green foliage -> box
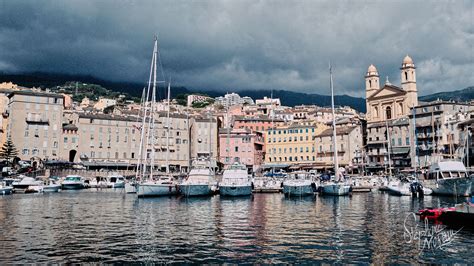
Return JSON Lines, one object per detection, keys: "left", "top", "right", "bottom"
{"left": 52, "top": 81, "right": 136, "bottom": 103}
{"left": 0, "top": 137, "right": 18, "bottom": 165}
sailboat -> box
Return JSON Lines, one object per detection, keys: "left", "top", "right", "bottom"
{"left": 179, "top": 112, "right": 217, "bottom": 196}
{"left": 321, "top": 65, "right": 352, "bottom": 196}
{"left": 136, "top": 37, "right": 178, "bottom": 197}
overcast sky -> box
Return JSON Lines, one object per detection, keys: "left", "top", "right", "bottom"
{"left": 0, "top": 0, "right": 472, "bottom": 96}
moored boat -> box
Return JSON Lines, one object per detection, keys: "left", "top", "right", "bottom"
{"left": 12, "top": 176, "right": 43, "bottom": 192}
{"left": 137, "top": 176, "right": 178, "bottom": 197}
{"left": 423, "top": 161, "right": 472, "bottom": 197}
{"left": 180, "top": 162, "right": 215, "bottom": 197}
{"left": 61, "top": 175, "right": 86, "bottom": 190}
{"left": 108, "top": 174, "right": 125, "bottom": 188}
{"left": 321, "top": 181, "right": 352, "bottom": 196}
{"left": 219, "top": 163, "right": 252, "bottom": 197}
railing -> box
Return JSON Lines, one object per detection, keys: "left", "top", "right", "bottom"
{"left": 25, "top": 117, "right": 49, "bottom": 124}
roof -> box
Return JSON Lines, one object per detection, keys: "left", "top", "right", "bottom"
{"left": 78, "top": 113, "right": 138, "bottom": 122}
{"left": 8, "top": 90, "right": 64, "bottom": 99}
{"left": 367, "top": 84, "right": 406, "bottom": 100}
{"left": 316, "top": 126, "right": 357, "bottom": 137}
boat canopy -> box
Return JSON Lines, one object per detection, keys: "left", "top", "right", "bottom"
{"left": 429, "top": 161, "right": 467, "bottom": 173}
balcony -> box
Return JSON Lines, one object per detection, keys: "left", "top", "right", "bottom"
{"left": 26, "top": 117, "right": 49, "bottom": 125}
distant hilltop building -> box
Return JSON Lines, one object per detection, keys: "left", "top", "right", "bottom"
{"left": 215, "top": 93, "right": 254, "bottom": 107}
{"left": 93, "top": 97, "right": 117, "bottom": 111}
{"left": 187, "top": 94, "right": 212, "bottom": 107}
{"left": 0, "top": 82, "right": 19, "bottom": 90}
{"left": 256, "top": 96, "right": 281, "bottom": 106}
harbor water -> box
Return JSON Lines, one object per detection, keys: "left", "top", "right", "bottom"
{"left": 0, "top": 191, "right": 473, "bottom": 264}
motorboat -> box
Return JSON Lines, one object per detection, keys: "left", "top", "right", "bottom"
{"left": 423, "top": 161, "right": 472, "bottom": 196}
{"left": 108, "top": 175, "right": 125, "bottom": 188}
{"left": 136, "top": 175, "right": 178, "bottom": 197}
{"left": 61, "top": 175, "right": 86, "bottom": 190}
{"left": 386, "top": 180, "right": 432, "bottom": 196}
{"left": 125, "top": 180, "right": 137, "bottom": 194}
{"left": 282, "top": 172, "right": 314, "bottom": 196}
{"left": 43, "top": 179, "right": 61, "bottom": 193}
{"left": 320, "top": 181, "right": 352, "bottom": 196}
{"left": 252, "top": 176, "right": 282, "bottom": 193}
{"left": 0, "top": 181, "right": 13, "bottom": 195}
{"left": 179, "top": 163, "right": 216, "bottom": 197}
{"left": 219, "top": 163, "right": 252, "bottom": 197}
{"left": 89, "top": 176, "right": 108, "bottom": 188}
{"left": 12, "top": 176, "right": 43, "bottom": 192}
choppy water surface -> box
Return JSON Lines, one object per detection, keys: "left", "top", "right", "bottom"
{"left": 0, "top": 191, "right": 472, "bottom": 264}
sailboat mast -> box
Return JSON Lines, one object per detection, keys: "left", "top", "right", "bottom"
{"left": 330, "top": 64, "right": 339, "bottom": 179}
{"left": 165, "top": 82, "right": 171, "bottom": 174}
{"left": 385, "top": 121, "right": 392, "bottom": 177}
{"left": 208, "top": 111, "right": 213, "bottom": 172}
{"left": 149, "top": 38, "right": 158, "bottom": 180}
{"left": 136, "top": 39, "right": 156, "bottom": 180}
{"left": 412, "top": 105, "right": 418, "bottom": 178}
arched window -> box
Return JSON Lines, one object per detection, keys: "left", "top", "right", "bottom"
{"left": 369, "top": 80, "right": 372, "bottom": 88}
{"left": 399, "top": 103, "right": 403, "bottom": 114}
{"left": 405, "top": 71, "right": 408, "bottom": 81}
{"left": 386, "top": 106, "right": 392, "bottom": 120}
{"left": 374, "top": 106, "right": 379, "bottom": 117}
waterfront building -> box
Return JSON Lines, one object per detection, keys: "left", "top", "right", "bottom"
{"left": 314, "top": 125, "right": 364, "bottom": 172}
{"left": 409, "top": 101, "right": 473, "bottom": 169}
{"left": 233, "top": 115, "right": 283, "bottom": 133}
{"left": 215, "top": 92, "right": 254, "bottom": 107}
{"left": 7, "top": 90, "right": 65, "bottom": 160}
{"left": 218, "top": 128, "right": 265, "bottom": 171}
{"left": 190, "top": 115, "right": 219, "bottom": 166}
{"left": 264, "top": 122, "right": 328, "bottom": 165}
{"left": 365, "top": 55, "right": 418, "bottom": 173}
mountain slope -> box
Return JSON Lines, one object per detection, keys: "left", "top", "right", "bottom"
{"left": 419, "top": 86, "right": 474, "bottom": 102}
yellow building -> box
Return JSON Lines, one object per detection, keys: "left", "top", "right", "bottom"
{"left": 265, "top": 121, "right": 328, "bottom": 164}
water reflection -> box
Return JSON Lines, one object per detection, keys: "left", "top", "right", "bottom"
{"left": 0, "top": 191, "right": 472, "bottom": 263}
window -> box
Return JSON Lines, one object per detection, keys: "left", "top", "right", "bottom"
{"left": 398, "top": 138, "right": 402, "bottom": 146}
{"left": 64, "top": 137, "right": 68, "bottom": 143}
{"left": 22, "top": 149, "right": 29, "bottom": 155}
{"left": 131, "top": 152, "right": 135, "bottom": 159}
{"left": 53, "top": 141, "right": 58, "bottom": 148}
{"left": 235, "top": 147, "right": 239, "bottom": 152}
{"left": 386, "top": 106, "right": 392, "bottom": 119}
{"left": 406, "top": 137, "right": 410, "bottom": 145}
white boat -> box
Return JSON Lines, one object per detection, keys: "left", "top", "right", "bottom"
{"left": 61, "top": 175, "right": 86, "bottom": 190}
{"left": 423, "top": 161, "right": 472, "bottom": 196}
{"left": 283, "top": 179, "right": 314, "bottom": 196}
{"left": 0, "top": 185, "right": 13, "bottom": 195}
{"left": 12, "top": 176, "right": 43, "bottom": 192}
{"left": 137, "top": 176, "right": 178, "bottom": 197}
{"left": 321, "top": 181, "right": 352, "bottom": 196}
{"left": 219, "top": 163, "right": 252, "bottom": 197}
{"left": 252, "top": 176, "right": 282, "bottom": 192}
{"left": 125, "top": 180, "right": 137, "bottom": 193}
{"left": 108, "top": 175, "right": 125, "bottom": 188}
{"left": 43, "top": 184, "right": 61, "bottom": 193}
{"left": 89, "top": 176, "right": 108, "bottom": 188}
{"left": 180, "top": 163, "right": 215, "bottom": 197}
{"left": 385, "top": 179, "right": 432, "bottom": 196}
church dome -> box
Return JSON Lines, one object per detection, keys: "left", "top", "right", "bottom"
{"left": 367, "top": 64, "right": 377, "bottom": 73}
{"left": 403, "top": 55, "right": 413, "bottom": 64}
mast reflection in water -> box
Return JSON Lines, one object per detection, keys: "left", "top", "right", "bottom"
{"left": 0, "top": 191, "right": 472, "bottom": 264}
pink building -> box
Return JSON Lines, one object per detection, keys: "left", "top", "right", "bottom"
{"left": 219, "top": 128, "right": 265, "bottom": 171}
{"left": 233, "top": 115, "right": 283, "bottom": 133}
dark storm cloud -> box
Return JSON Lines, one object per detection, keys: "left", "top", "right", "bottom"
{"left": 0, "top": 0, "right": 472, "bottom": 96}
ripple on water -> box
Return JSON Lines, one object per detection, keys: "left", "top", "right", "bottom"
{"left": 0, "top": 191, "right": 473, "bottom": 263}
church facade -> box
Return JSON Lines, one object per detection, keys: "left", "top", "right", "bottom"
{"left": 365, "top": 56, "right": 418, "bottom": 173}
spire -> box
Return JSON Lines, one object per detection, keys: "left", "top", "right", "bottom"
{"left": 385, "top": 76, "right": 391, "bottom": 85}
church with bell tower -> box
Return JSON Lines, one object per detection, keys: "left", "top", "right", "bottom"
{"left": 364, "top": 55, "right": 419, "bottom": 173}
{"left": 365, "top": 55, "right": 418, "bottom": 123}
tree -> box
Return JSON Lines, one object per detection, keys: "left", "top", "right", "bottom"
{"left": 0, "top": 137, "right": 18, "bottom": 166}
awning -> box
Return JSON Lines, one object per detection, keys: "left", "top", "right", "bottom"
{"left": 391, "top": 147, "right": 410, "bottom": 154}
{"left": 262, "top": 164, "right": 290, "bottom": 169}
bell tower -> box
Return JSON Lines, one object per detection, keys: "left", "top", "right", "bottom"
{"left": 400, "top": 55, "right": 418, "bottom": 107}
{"left": 365, "top": 64, "right": 379, "bottom": 120}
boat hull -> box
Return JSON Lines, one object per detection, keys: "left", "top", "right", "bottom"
{"left": 137, "top": 183, "right": 177, "bottom": 197}
{"left": 43, "top": 185, "right": 61, "bottom": 193}
{"left": 423, "top": 178, "right": 472, "bottom": 197}
{"left": 125, "top": 182, "right": 137, "bottom": 193}
{"left": 61, "top": 183, "right": 85, "bottom": 190}
{"left": 112, "top": 182, "right": 125, "bottom": 189}
{"left": 219, "top": 185, "right": 252, "bottom": 196}
{"left": 0, "top": 187, "right": 13, "bottom": 195}
{"left": 321, "top": 184, "right": 351, "bottom": 196}
{"left": 179, "top": 184, "right": 212, "bottom": 197}
{"left": 283, "top": 184, "right": 314, "bottom": 196}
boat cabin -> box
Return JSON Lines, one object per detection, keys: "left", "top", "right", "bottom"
{"left": 427, "top": 161, "right": 468, "bottom": 180}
